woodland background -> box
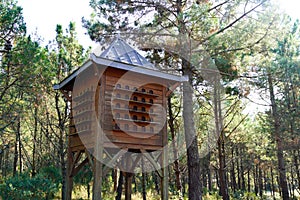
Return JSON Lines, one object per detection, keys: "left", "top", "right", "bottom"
{"left": 0, "top": 0, "right": 299, "bottom": 199}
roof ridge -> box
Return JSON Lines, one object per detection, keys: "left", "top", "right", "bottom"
{"left": 99, "top": 37, "right": 157, "bottom": 70}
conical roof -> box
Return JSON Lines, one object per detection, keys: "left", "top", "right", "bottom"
{"left": 100, "top": 37, "right": 156, "bottom": 70}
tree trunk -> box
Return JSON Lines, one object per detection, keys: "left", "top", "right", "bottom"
{"left": 207, "top": 153, "right": 212, "bottom": 191}
{"left": 218, "top": 138, "right": 229, "bottom": 200}
{"left": 168, "top": 97, "right": 182, "bottom": 193}
{"left": 55, "top": 91, "right": 67, "bottom": 200}
{"left": 32, "top": 103, "right": 38, "bottom": 177}
{"left": 294, "top": 150, "right": 300, "bottom": 191}
{"left": 182, "top": 65, "right": 202, "bottom": 200}
{"left": 240, "top": 147, "right": 246, "bottom": 191}
{"left": 141, "top": 158, "right": 147, "bottom": 200}
{"left": 113, "top": 169, "right": 118, "bottom": 192}
{"left": 213, "top": 78, "right": 229, "bottom": 200}
{"left": 258, "top": 164, "right": 263, "bottom": 197}
{"left": 17, "top": 116, "right": 22, "bottom": 174}
{"left": 271, "top": 166, "right": 275, "bottom": 198}
{"left": 254, "top": 165, "right": 258, "bottom": 195}
{"left": 230, "top": 148, "right": 237, "bottom": 192}
{"left": 13, "top": 131, "right": 18, "bottom": 176}
{"left": 236, "top": 148, "right": 241, "bottom": 190}
{"left": 247, "top": 168, "right": 251, "bottom": 193}
{"left": 267, "top": 73, "right": 289, "bottom": 200}
{"left": 116, "top": 171, "right": 123, "bottom": 200}
{"left": 152, "top": 171, "right": 159, "bottom": 194}
{"left": 87, "top": 183, "right": 91, "bottom": 199}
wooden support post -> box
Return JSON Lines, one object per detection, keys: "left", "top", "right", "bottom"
{"left": 161, "top": 148, "right": 168, "bottom": 200}
{"left": 66, "top": 105, "right": 74, "bottom": 200}
{"left": 92, "top": 75, "right": 104, "bottom": 200}
{"left": 93, "top": 157, "right": 103, "bottom": 200}
{"left": 125, "top": 172, "right": 133, "bottom": 200}
{"left": 66, "top": 147, "right": 73, "bottom": 200}
{"left": 125, "top": 154, "right": 133, "bottom": 200}
{"left": 92, "top": 124, "right": 104, "bottom": 200}
{"left": 161, "top": 87, "right": 169, "bottom": 200}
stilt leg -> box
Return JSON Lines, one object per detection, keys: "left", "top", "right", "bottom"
{"left": 161, "top": 148, "right": 168, "bottom": 200}
{"left": 93, "top": 125, "right": 103, "bottom": 200}
{"left": 66, "top": 147, "right": 73, "bottom": 200}
{"left": 125, "top": 172, "right": 133, "bottom": 200}
{"left": 93, "top": 158, "right": 103, "bottom": 200}
{"left": 125, "top": 154, "right": 133, "bottom": 200}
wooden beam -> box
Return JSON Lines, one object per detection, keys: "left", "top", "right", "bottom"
{"left": 69, "top": 151, "right": 82, "bottom": 176}
{"left": 61, "top": 90, "right": 72, "bottom": 101}
{"left": 166, "top": 82, "right": 181, "bottom": 97}
{"left": 71, "top": 157, "right": 89, "bottom": 177}
{"left": 85, "top": 149, "right": 94, "bottom": 169}
{"left": 103, "top": 148, "right": 128, "bottom": 176}
{"left": 130, "top": 154, "right": 142, "bottom": 172}
{"left": 141, "top": 149, "right": 162, "bottom": 177}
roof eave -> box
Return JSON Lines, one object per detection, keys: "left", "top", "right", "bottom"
{"left": 53, "top": 53, "right": 188, "bottom": 90}
{"left": 53, "top": 59, "right": 93, "bottom": 90}
{"left": 91, "top": 53, "right": 186, "bottom": 82}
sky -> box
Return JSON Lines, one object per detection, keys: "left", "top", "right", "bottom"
{"left": 18, "top": 0, "right": 97, "bottom": 48}
{"left": 18, "top": 0, "right": 300, "bottom": 49}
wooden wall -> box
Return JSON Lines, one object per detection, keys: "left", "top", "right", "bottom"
{"left": 69, "top": 66, "right": 168, "bottom": 152}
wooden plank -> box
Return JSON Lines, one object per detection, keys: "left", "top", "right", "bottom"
{"left": 106, "top": 131, "right": 162, "bottom": 140}
{"left": 103, "top": 142, "right": 163, "bottom": 151}
{"left": 106, "top": 136, "right": 162, "bottom": 147}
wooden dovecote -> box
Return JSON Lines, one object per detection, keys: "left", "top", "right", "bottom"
{"left": 54, "top": 38, "right": 187, "bottom": 200}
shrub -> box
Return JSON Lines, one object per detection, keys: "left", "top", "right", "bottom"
{"left": 0, "top": 172, "right": 59, "bottom": 200}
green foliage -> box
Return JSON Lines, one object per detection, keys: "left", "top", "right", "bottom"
{"left": 40, "top": 165, "right": 62, "bottom": 186}
{"left": 0, "top": 172, "right": 60, "bottom": 199}
{"left": 0, "top": 0, "right": 26, "bottom": 40}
